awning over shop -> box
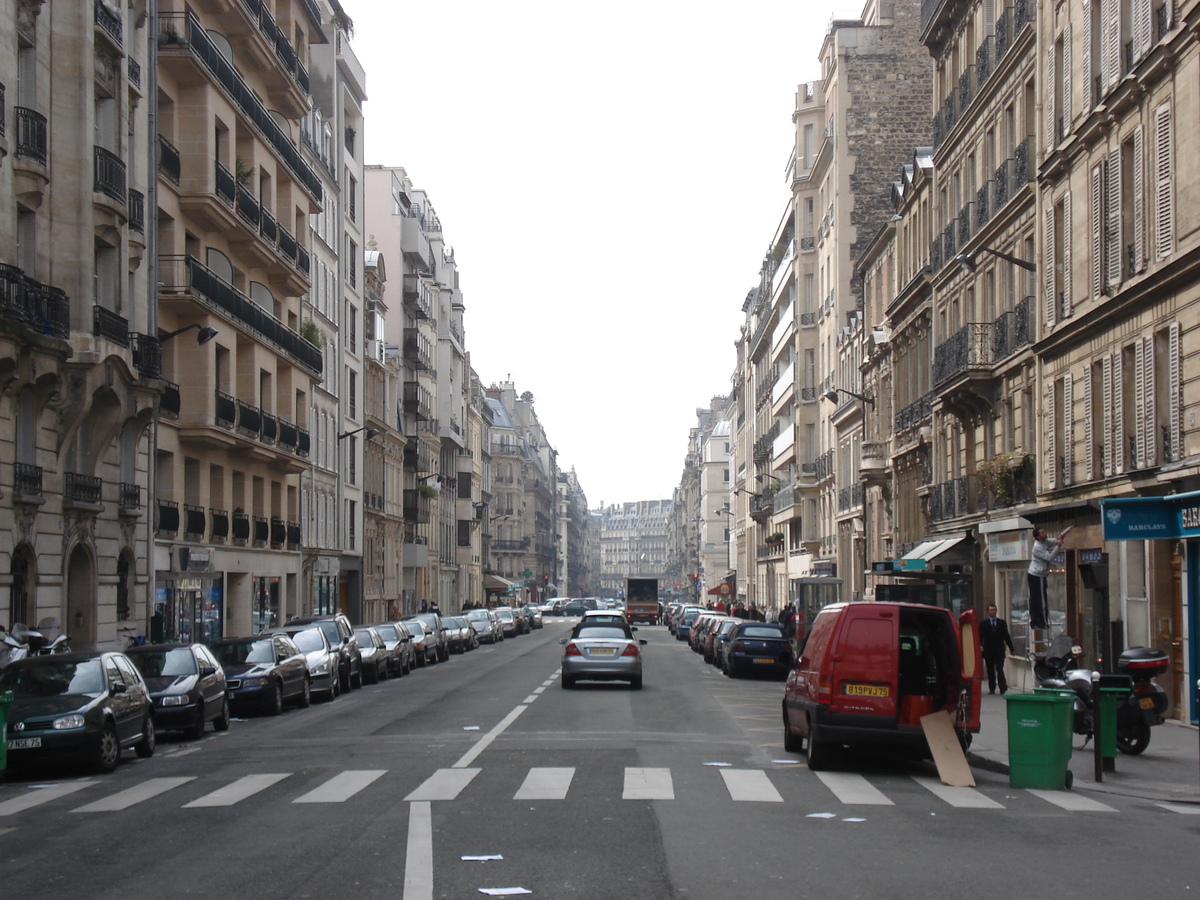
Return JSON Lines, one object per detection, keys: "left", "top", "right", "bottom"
{"left": 708, "top": 582, "right": 732, "bottom": 596}
{"left": 894, "top": 536, "right": 967, "bottom": 571}
{"left": 484, "top": 574, "right": 515, "bottom": 592}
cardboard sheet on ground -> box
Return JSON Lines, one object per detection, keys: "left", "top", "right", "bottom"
{"left": 920, "top": 709, "right": 975, "bottom": 786}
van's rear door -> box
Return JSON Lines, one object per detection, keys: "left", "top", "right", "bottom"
{"left": 957, "top": 608, "right": 983, "bottom": 732}
{"left": 829, "top": 611, "right": 898, "bottom": 726}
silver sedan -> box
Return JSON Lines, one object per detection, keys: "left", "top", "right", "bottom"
{"left": 560, "top": 623, "right": 646, "bottom": 690}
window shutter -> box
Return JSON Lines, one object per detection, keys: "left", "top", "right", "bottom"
{"left": 1082, "top": 2, "right": 1093, "bottom": 110}
{"left": 1063, "top": 372, "right": 1074, "bottom": 485}
{"left": 1112, "top": 351, "right": 1125, "bottom": 474}
{"left": 1046, "top": 379, "right": 1058, "bottom": 490}
{"left": 1153, "top": 103, "right": 1173, "bottom": 260}
{"left": 1135, "top": 338, "right": 1150, "bottom": 468}
{"left": 1085, "top": 370, "right": 1094, "bottom": 480}
{"left": 1133, "top": 124, "right": 1145, "bottom": 273}
{"left": 1062, "top": 24, "right": 1073, "bottom": 130}
{"left": 1106, "top": 148, "right": 1122, "bottom": 287}
{"left": 1169, "top": 322, "right": 1182, "bottom": 462}
{"left": 1045, "top": 206, "right": 1057, "bottom": 328}
{"left": 1102, "top": 0, "right": 1121, "bottom": 90}
{"left": 1144, "top": 335, "right": 1158, "bottom": 467}
{"left": 1062, "top": 192, "right": 1073, "bottom": 317}
{"left": 1102, "top": 354, "right": 1113, "bottom": 477}
{"left": 1090, "top": 163, "right": 1105, "bottom": 298}
{"left": 1046, "top": 45, "right": 1057, "bottom": 154}
{"left": 1133, "top": 0, "right": 1153, "bottom": 59}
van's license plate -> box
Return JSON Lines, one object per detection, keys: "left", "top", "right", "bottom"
{"left": 844, "top": 684, "right": 888, "bottom": 697}
{"left": 7, "top": 737, "right": 41, "bottom": 750}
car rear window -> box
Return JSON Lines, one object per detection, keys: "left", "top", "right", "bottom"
{"left": 374, "top": 625, "right": 398, "bottom": 641}
{"left": 575, "top": 626, "right": 630, "bottom": 640}
{"left": 740, "top": 625, "right": 785, "bottom": 639}
{"left": 290, "top": 629, "right": 325, "bottom": 652}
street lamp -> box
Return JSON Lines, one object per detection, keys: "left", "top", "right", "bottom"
{"left": 337, "top": 426, "right": 380, "bottom": 441}
{"left": 822, "top": 388, "right": 875, "bottom": 408}
{"left": 160, "top": 323, "right": 218, "bottom": 345}
{"left": 955, "top": 247, "right": 1036, "bottom": 273}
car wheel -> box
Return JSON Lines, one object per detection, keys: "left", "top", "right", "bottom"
{"left": 439, "top": 647, "right": 450, "bottom": 662}
{"left": 630, "top": 676, "right": 643, "bottom": 690}
{"left": 95, "top": 723, "right": 121, "bottom": 773}
{"left": 267, "top": 682, "right": 284, "bottom": 716}
{"left": 561, "top": 676, "right": 575, "bottom": 689}
{"left": 806, "top": 722, "right": 832, "bottom": 771}
{"left": 296, "top": 678, "right": 312, "bottom": 708}
{"left": 186, "top": 700, "right": 206, "bottom": 740}
{"left": 135, "top": 714, "right": 156, "bottom": 758}
{"left": 783, "top": 707, "right": 804, "bottom": 753}
{"left": 332, "top": 675, "right": 342, "bottom": 697}
{"left": 213, "top": 697, "right": 231, "bottom": 732}
{"left": 351, "top": 667, "right": 363, "bottom": 689}
{"left": 339, "top": 664, "right": 351, "bottom": 694}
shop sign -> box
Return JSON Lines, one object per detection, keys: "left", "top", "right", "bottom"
{"left": 987, "top": 531, "right": 1029, "bottom": 563}
{"left": 1102, "top": 492, "right": 1200, "bottom": 541}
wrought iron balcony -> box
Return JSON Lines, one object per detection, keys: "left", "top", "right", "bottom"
{"left": 128, "top": 189, "right": 145, "bottom": 233}
{"left": 128, "top": 59, "right": 141, "bottom": 88}
{"left": 15, "top": 107, "right": 47, "bottom": 164}
{"left": 93, "top": 147, "right": 127, "bottom": 201}
{"left": 94, "top": 0, "right": 123, "bottom": 45}
{"left": 119, "top": 481, "right": 141, "bottom": 511}
{"left": 14, "top": 462, "right": 43, "bottom": 498}
{"left": 990, "top": 296, "right": 1032, "bottom": 362}
{"left": 0, "top": 263, "right": 70, "bottom": 339}
{"left": 93, "top": 305, "right": 131, "bottom": 348}
{"left": 131, "top": 332, "right": 162, "bottom": 378}
{"left": 160, "top": 381, "right": 181, "bottom": 419}
{"left": 933, "top": 322, "right": 993, "bottom": 385}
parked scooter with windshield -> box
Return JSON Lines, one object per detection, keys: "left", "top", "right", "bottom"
{"left": 1033, "top": 634, "right": 1169, "bottom": 754}
{"left": 0, "top": 620, "right": 71, "bottom": 669}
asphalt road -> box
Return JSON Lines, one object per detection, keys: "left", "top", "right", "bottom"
{"left": 1, "top": 621, "right": 1196, "bottom": 899}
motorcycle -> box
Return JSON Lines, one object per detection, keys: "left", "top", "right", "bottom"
{"left": 32, "top": 617, "right": 71, "bottom": 655}
{"left": 1034, "top": 635, "right": 1169, "bottom": 755}
{"left": 0, "top": 623, "right": 34, "bottom": 669}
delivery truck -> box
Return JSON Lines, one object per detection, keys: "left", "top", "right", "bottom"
{"left": 625, "top": 578, "right": 660, "bottom": 625}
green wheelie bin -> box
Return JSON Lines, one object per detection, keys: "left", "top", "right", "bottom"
{"left": 1006, "top": 691, "right": 1074, "bottom": 789}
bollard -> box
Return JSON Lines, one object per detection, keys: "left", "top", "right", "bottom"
{"left": 1092, "top": 672, "right": 1103, "bottom": 783}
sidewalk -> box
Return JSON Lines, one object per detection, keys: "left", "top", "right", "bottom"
{"left": 967, "top": 690, "right": 1200, "bottom": 803}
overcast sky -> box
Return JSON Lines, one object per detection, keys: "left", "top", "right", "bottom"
{"left": 351, "top": 0, "right": 854, "bottom": 508}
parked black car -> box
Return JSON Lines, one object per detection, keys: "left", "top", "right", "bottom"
{"left": 287, "top": 614, "right": 363, "bottom": 691}
{"left": 402, "top": 613, "right": 450, "bottom": 662}
{"left": 210, "top": 635, "right": 310, "bottom": 715}
{"left": 353, "top": 627, "right": 390, "bottom": 684}
{"left": 263, "top": 625, "right": 341, "bottom": 702}
{"left": 0, "top": 651, "right": 156, "bottom": 773}
{"left": 126, "top": 642, "right": 230, "bottom": 738}
{"left": 369, "top": 622, "right": 414, "bottom": 676}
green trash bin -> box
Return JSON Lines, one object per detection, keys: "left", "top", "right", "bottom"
{"left": 1006, "top": 691, "right": 1074, "bottom": 789}
{"left": 0, "top": 690, "right": 12, "bottom": 775}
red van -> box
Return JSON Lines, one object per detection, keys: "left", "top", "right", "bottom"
{"left": 782, "top": 602, "right": 982, "bottom": 769}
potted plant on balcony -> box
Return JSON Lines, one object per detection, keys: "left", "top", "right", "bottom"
{"left": 417, "top": 484, "right": 438, "bottom": 499}
{"left": 300, "top": 319, "right": 323, "bottom": 348}
{"left": 765, "top": 532, "right": 785, "bottom": 545}
{"left": 976, "top": 450, "right": 1031, "bottom": 508}
{"left": 160, "top": 23, "right": 182, "bottom": 45}
{"left": 234, "top": 157, "right": 255, "bottom": 187}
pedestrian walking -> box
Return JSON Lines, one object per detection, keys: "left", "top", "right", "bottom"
{"left": 1027, "top": 526, "right": 1070, "bottom": 629}
{"left": 980, "top": 604, "right": 1015, "bottom": 694}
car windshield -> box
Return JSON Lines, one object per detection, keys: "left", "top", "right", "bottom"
{"left": 374, "top": 625, "right": 398, "bottom": 641}
{"left": 129, "top": 648, "right": 197, "bottom": 678}
{"left": 212, "top": 640, "right": 274, "bottom": 666}
{"left": 0, "top": 658, "right": 106, "bottom": 697}
{"left": 740, "top": 625, "right": 786, "bottom": 639}
{"left": 405, "top": 624, "right": 427, "bottom": 639}
{"left": 574, "top": 626, "right": 630, "bottom": 640}
{"left": 289, "top": 629, "right": 325, "bottom": 653}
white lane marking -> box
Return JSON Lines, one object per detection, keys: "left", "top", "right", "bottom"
{"left": 1157, "top": 803, "right": 1200, "bottom": 815}
{"left": 514, "top": 767, "right": 575, "bottom": 800}
{"left": 623, "top": 767, "right": 674, "bottom": 800}
{"left": 1027, "top": 789, "right": 1117, "bottom": 811}
{"left": 293, "top": 770, "right": 387, "bottom": 804}
{"left": 183, "top": 773, "right": 290, "bottom": 808}
{"left": 533, "top": 687, "right": 546, "bottom": 694}
{"left": 405, "top": 768, "right": 481, "bottom": 801}
{"left": 72, "top": 777, "right": 195, "bottom": 813}
{"left": 403, "top": 801, "right": 433, "bottom": 900}
{"left": 454, "top": 705, "right": 527, "bottom": 768}
{"left": 0, "top": 781, "right": 96, "bottom": 816}
{"left": 912, "top": 776, "right": 1005, "bottom": 809}
{"left": 522, "top": 694, "right": 538, "bottom": 704}
{"left": 813, "top": 772, "right": 894, "bottom": 806}
{"left": 720, "top": 769, "right": 784, "bottom": 802}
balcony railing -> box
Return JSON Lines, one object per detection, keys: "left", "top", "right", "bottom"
{"left": 270, "top": 516, "right": 286, "bottom": 548}
{"left": 990, "top": 296, "right": 1032, "bottom": 361}
{"left": 156, "top": 499, "right": 180, "bottom": 535}
{"left": 896, "top": 392, "right": 934, "bottom": 433}
{"left": 232, "top": 509, "right": 250, "bottom": 544}
{"left": 119, "top": 482, "right": 141, "bottom": 511}
{"left": 184, "top": 503, "right": 206, "bottom": 537}
{"left": 157, "top": 134, "right": 181, "bottom": 185}
{"left": 14, "top": 462, "right": 43, "bottom": 498}
{"left": 0, "top": 263, "right": 70, "bottom": 339}
{"left": 93, "top": 305, "right": 131, "bottom": 348}
{"left": 94, "top": 0, "right": 123, "bottom": 45}
{"left": 128, "top": 59, "right": 141, "bottom": 88}
{"left": 160, "top": 381, "right": 181, "bottom": 419}
{"left": 211, "top": 508, "right": 228, "bottom": 542}
{"left": 131, "top": 332, "right": 163, "bottom": 378}
{"left": 94, "top": 146, "right": 127, "bottom": 202}
{"left": 159, "top": 256, "right": 322, "bottom": 375}
{"left": 15, "top": 107, "right": 47, "bottom": 164}
{"left": 160, "top": 13, "right": 322, "bottom": 201}
{"left": 933, "top": 322, "right": 993, "bottom": 385}
{"left": 128, "top": 189, "right": 145, "bottom": 233}
{"left": 253, "top": 515, "right": 269, "bottom": 546}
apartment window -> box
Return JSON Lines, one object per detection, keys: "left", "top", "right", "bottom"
{"left": 347, "top": 173, "right": 357, "bottom": 224}
{"left": 95, "top": 241, "right": 119, "bottom": 312}
{"left": 347, "top": 238, "right": 357, "bottom": 288}
{"left": 348, "top": 435, "right": 357, "bottom": 485}
{"left": 17, "top": 207, "right": 35, "bottom": 273}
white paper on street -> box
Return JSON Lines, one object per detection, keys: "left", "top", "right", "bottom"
{"left": 806, "top": 812, "right": 836, "bottom": 819}
{"left": 478, "top": 889, "right": 532, "bottom": 896}
{"left": 462, "top": 855, "right": 503, "bottom": 861}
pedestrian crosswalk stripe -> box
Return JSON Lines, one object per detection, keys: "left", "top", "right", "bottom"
{"left": 184, "top": 773, "right": 290, "bottom": 808}
{"left": 912, "top": 776, "right": 1004, "bottom": 809}
{"left": 720, "top": 769, "right": 783, "bottom": 802}
{"left": 514, "top": 767, "right": 575, "bottom": 800}
{"left": 623, "top": 767, "right": 674, "bottom": 800}
{"left": 405, "top": 767, "right": 481, "bottom": 801}
{"left": 813, "top": 772, "right": 894, "bottom": 805}
{"left": 1157, "top": 802, "right": 1200, "bottom": 815}
{"left": 72, "top": 777, "right": 195, "bottom": 813}
{"left": 1026, "top": 789, "right": 1117, "bottom": 812}
{"left": 294, "top": 769, "right": 387, "bottom": 804}
{"left": 0, "top": 781, "right": 96, "bottom": 816}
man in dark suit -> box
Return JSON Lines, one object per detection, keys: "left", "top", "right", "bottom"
{"left": 980, "top": 604, "right": 1015, "bottom": 694}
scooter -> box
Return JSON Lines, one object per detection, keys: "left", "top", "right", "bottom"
{"left": 0, "top": 623, "right": 33, "bottom": 669}
{"left": 32, "top": 617, "right": 71, "bottom": 655}
{"left": 1034, "top": 635, "right": 1169, "bottom": 754}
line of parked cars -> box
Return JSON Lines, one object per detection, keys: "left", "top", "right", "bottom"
{"left": 666, "top": 603, "right": 793, "bottom": 679}
{"left": 0, "top": 604, "right": 549, "bottom": 777}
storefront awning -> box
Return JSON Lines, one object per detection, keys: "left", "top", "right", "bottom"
{"left": 894, "top": 536, "right": 967, "bottom": 571}
{"left": 707, "top": 582, "right": 732, "bottom": 596}
{"left": 484, "top": 574, "right": 515, "bottom": 592}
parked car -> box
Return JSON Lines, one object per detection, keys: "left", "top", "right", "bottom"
{"left": 523, "top": 606, "right": 544, "bottom": 629}
{"left": 548, "top": 599, "right": 568, "bottom": 616}
{"left": 721, "top": 622, "right": 792, "bottom": 679}
{"left": 370, "top": 622, "right": 415, "bottom": 676}
{"left": 675, "top": 607, "right": 706, "bottom": 643}
{"left": 782, "top": 602, "right": 982, "bottom": 769}
{"left": 561, "top": 599, "right": 588, "bottom": 617}
{"left": 711, "top": 619, "right": 743, "bottom": 670}
{"left": 402, "top": 621, "right": 437, "bottom": 666}
{"left": 466, "top": 608, "right": 503, "bottom": 644}
{"left": 210, "top": 635, "right": 310, "bottom": 715}
{"left": 560, "top": 622, "right": 647, "bottom": 689}
{"left": 287, "top": 614, "right": 362, "bottom": 692}
{"left": 263, "top": 625, "right": 340, "bottom": 701}
{"left": 0, "top": 651, "right": 156, "bottom": 773}
{"left": 126, "top": 642, "right": 230, "bottom": 737}
{"left": 446, "top": 616, "right": 479, "bottom": 651}
{"left": 493, "top": 606, "right": 520, "bottom": 637}
{"left": 402, "top": 613, "right": 450, "bottom": 662}
{"left": 353, "top": 627, "right": 390, "bottom": 684}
